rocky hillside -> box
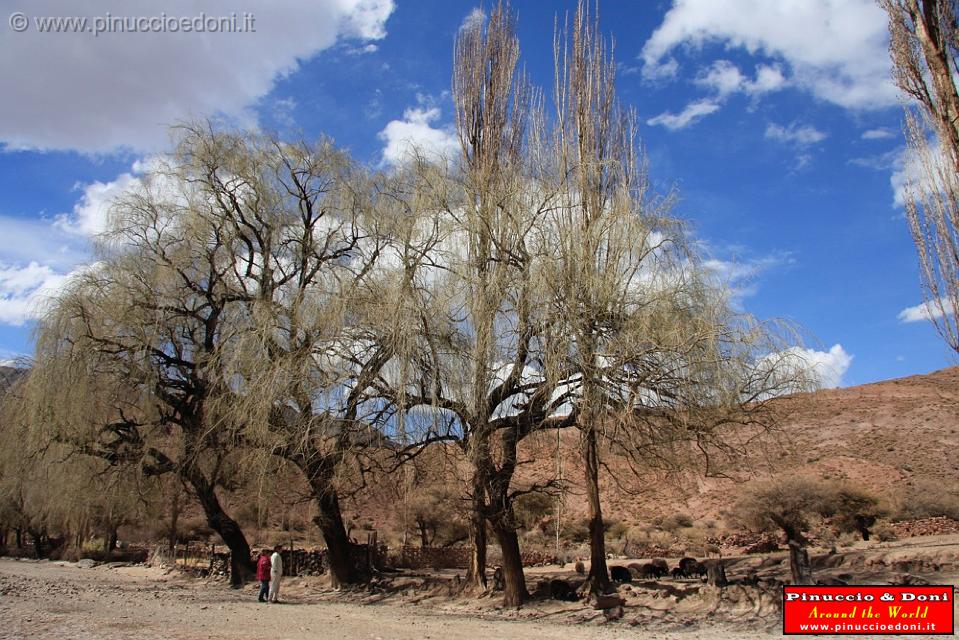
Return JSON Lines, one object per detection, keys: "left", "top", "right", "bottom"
{"left": 347, "top": 366, "right": 959, "bottom": 540}
{"left": 583, "top": 365, "right": 959, "bottom": 527}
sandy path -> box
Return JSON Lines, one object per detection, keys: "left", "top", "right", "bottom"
{"left": 1, "top": 556, "right": 955, "bottom": 640}
{"left": 0, "top": 558, "right": 776, "bottom": 640}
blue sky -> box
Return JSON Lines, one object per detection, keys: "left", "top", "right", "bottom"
{"left": 0, "top": 0, "right": 953, "bottom": 387}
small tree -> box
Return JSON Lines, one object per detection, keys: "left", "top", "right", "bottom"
{"left": 827, "top": 484, "right": 885, "bottom": 542}
{"left": 407, "top": 485, "right": 466, "bottom": 547}
{"left": 733, "top": 477, "right": 832, "bottom": 585}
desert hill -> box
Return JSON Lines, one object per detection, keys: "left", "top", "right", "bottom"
{"left": 345, "top": 366, "right": 959, "bottom": 547}
{"left": 625, "top": 365, "right": 959, "bottom": 527}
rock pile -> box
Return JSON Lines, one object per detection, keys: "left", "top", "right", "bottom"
{"left": 281, "top": 549, "right": 328, "bottom": 576}
{"left": 892, "top": 517, "right": 959, "bottom": 538}
{"left": 390, "top": 546, "right": 471, "bottom": 570}
{"left": 705, "top": 532, "right": 780, "bottom": 554}
{"left": 389, "top": 546, "right": 558, "bottom": 570}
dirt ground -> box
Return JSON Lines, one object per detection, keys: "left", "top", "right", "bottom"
{"left": 1, "top": 535, "right": 957, "bottom": 640}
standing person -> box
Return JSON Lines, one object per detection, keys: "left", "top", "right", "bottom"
{"left": 269, "top": 545, "right": 284, "bottom": 603}
{"left": 256, "top": 549, "right": 271, "bottom": 603}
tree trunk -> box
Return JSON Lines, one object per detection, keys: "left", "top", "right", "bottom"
{"left": 29, "top": 530, "right": 43, "bottom": 559}
{"left": 15, "top": 527, "right": 23, "bottom": 548}
{"left": 313, "top": 485, "right": 364, "bottom": 587}
{"left": 913, "top": 0, "right": 959, "bottom": 176}
{"left": 296, "top": 453, "right": 364, "bottom": 587}
{"left": 186, "top": 470, "right": 253, "bottom": 588}
{"left": 168, "top": 486, "right": 181, "bottom": 553}
{"left": 787, "top": 538, "right": 813, "bottom": 585}
{"left": 417, "top": 521, "right": 430, "bottom": 548}
{"left": 108, "top": 527, "right": 118, "bottom": 553}
{"left": 466, "top": 495, "right": 488, "bottom": 589}
{"left": 706, "top": 560, "right": 728, "bottom": 587}
{"left": 491, "top": 520, "right": 528, "bottom": 607}
{"left": 582, "top": 426, "right": 610, "bottom": 594}
{"left": 465, "top": 452, "right": 489, "bottom": 590}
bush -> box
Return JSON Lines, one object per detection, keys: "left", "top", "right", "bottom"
{"left": 606, "top": 519, "right": 630, "bottom": 540}
{"left": 870, "top": 520, "right": 898, "bottom": 542}
{"left": 513, "top": 492, "right": 554, "bottom": 531}
{"left": 659, "top": 513, "right": 694, "bottom": 532}
{"left": 824, "top": 484, "right": 885, "bottom": 541}
{"left": 560, "top": 518, "right": 590, "bottom": 543}
{"left": 889, "top": 480, "right": 959, "bottom": 522}
{"left": 732, "top": 477, "right": 832, "bottom": 542}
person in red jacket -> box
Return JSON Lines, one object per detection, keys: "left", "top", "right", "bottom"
{"left": 256, "top": 549, "right": 271, "bottom": 602}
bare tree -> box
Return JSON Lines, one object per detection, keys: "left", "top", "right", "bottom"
{"left": 550, "top": 2, "right": 643, "bottom": 593}
{"left": 882, "top": 0, "right": 959, "bottom": 351}
{"left": 22, "top": 154, "right": 258, "bottom": 583}
{"left": 733, "top": 477, "right": 832, "bottom": 585}
{"left": 185, "top": 124, "right": 404, "bottom": 586}
{"left": 447, "top": 4, "right": 548, "bottom": 603}
{"left": 0, "top": 380, "right": 156, "bottom": 559}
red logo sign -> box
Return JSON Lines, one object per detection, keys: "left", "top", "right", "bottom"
{"left": 783, "top": 585, "right": 955, "bottom": 635}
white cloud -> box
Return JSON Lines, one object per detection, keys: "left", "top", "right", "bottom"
{"left": 0, "top": 262, "right": 74, "bottom": 325}
{"left": 644, "top": 57, "right": 680, "bottom": 80}
{"left": 862, "top": 127, "right": 895, "bottom": 140}
{"left": 702, "top": 251, "right": 793, "bottom": 302}
{"left": 765, "top": 122, "right": 828, "bottom": 146}
{"left": 460, "top": 8, "right": 486, "bottom": 32}
{"left": 56, "top": 170, "right": 142, "bottom": 237}
{"left": 378, "top": 107, "right": 459, "bottom": 166}
{"left": 647, "top": 99, "right": 721, "bottom": 130}
{"left": 888, "top": 140, "right": 955, "bottom": 208}
{"left": 695, "top": 60, "right": 786, "bottom": 98}
{"left": 0, "top": 158, "right": 161, "bottom": 326}
{"left": 640, "top": 0, "right": 896, "bottom": 110}
{"left": 696, "top": 60, "right": 746, "bottom": 97}
{"left": 651, "top": 60, "right": 787, "bottom": 130}
{"left": 898, "top": 298, "right": 953, "bottom": 323}
{"left": 849, "top": 148, "right": 900, "bottom": 171}
{"left": 1, "top": 0, "right": 395, "bottom": 152}
{"left": 776, "top": 344, "right": 853, "bottom": 389}
{"left": 750, "top": 64, "right": 787, "bottom": 94}
{"left": 0, "top": 215, "right": 88, "bottom": 270}
{"left": 0, "top": 212, "right": 90, "bottom": 325}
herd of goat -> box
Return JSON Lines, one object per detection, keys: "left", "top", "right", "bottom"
{"left": 536, "top": 557, "right": 710, "bottom": 602}
{"left": 611, "top": 556, "right": 708, "bottom": 582}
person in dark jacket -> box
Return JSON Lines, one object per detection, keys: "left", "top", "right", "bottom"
{"left": 256, "top": 549, "right": 271, "bottom": 602}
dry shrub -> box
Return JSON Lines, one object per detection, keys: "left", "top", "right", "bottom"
{"left": 605, "top": 519, "right": 630, "bottom": 540}
{"left": 513, "top": 492, "right": 555, "bottom": 531}
{"left": 655, "top": 513, "right": 694, "bottom": 532}
{"left": 889, "top": 480, "right": 959, "bottom": 522}
{"left": 870, "top": 520, "right": 898, "bottom": 542}
{"left": 561, "top": 518, "right": 591, "bottom": 543}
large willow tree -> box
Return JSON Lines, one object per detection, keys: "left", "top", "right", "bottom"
{"left": 23, "top": 126, "right": 392, "bottom": 586}
{"left": 387, "top": 2, "right": 806, "bottom": 605}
